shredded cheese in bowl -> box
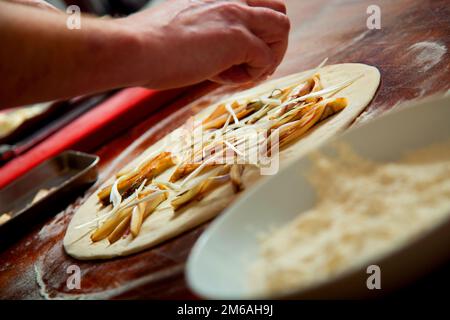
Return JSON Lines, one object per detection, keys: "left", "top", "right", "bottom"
{"left": 249, "top": 142, "right": 450, "bottom": 295}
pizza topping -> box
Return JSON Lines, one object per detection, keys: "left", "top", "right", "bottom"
{"left": 152, "top": 180, "right": 182, "bottom": 191}
{"left": 171, "top": 166, "right": 231, "bottom": 210}
{"left": 76, "top": 180, "right": 147, "bottom": 231}
{"left": 202, "top": 102, "right": 238, "bottom": 130}
{"left": 221, "top": 115, "right": 232, "bottom": 133}
{"left": 247, "top": 104, "right": 272, "bottom": 124}
{"left": 91, "top": 188, "right": 168, "bottom": 243}
{"left": 224, "top": 140, "right": 245, "bottom": 157}
{"left": 171, "top": 183, "right": 204, "bottom": 211}
{"left": 130, "top": 203, "right": 145, "bottom": 238}
{"left": 203, "top": 101, "right": 264, "bottom": 130}
{"left": 277, "top": 98, "right": 348, "bottom": 148}
{"left": 230, "top": 164, "right": 245, "bottom": 193}
{"left": 97, "top": 152, "right": 175, "bottom": 205}
{"left": 290, "top": 78, "right": 315, "bottom": 99}
{"left": 269, "top": 88, "right": 283, "bottom": 98}
{"left": 225, "top": 103, "right": 240, "bottom": 124}
{"left": 107, "top": 213, "right": 132, "bottom": 244}
{"left": 305, "top": 75, "right": 324, "bottom": 104}
{"left": 90, "top": 59, "right": 356, "bottom": 242}
{"left": 170, "top": 162, "right": 212, "bottom": 183}
{"left": 285, "top": 75, "right": 359, "bottom": 107}
{"left": 110, "top": 175, "right": 126, "bottom": 208}
{"left": 90, "top": 205, "right": 133, "bottom": 242}
{"left": 179, "top": 154, "right": 223, "bottom": 187}
{"left": 259, "top": 98, "right": 282, "bottom": 106}
{"left": 122, "top": 189, "right": 167, "bottom": 210}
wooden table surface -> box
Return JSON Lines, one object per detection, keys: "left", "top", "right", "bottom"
{"left": 0, "top": 0, "right": 449, "bottom": 299}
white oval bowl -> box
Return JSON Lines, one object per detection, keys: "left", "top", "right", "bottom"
{"left": 187, "top": 95, "right": 450, "bottom": 299}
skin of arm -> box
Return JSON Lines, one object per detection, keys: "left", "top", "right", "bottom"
{"left": 0, "top": 0, "right": 290, "bottom": 109}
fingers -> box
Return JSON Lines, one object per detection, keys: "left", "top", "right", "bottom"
{"left": 211, "top": 65, "right": 252, "bottom": 84}
{"left": 266, "top": 38, "right": 289, "bottom": 76}
{"left": 244, "top": 6, "right": 290, "bottom": 76}
{"left": 225, "top": 3, "right": 290, "bottom": 82}
{"left": 242, "top": 33, "right": 275, "bottom": 79}
{"left": 232, "top": 0, "right": 289, "bottom": 42}
{"left": 245, "top": 0, "right": 287, "bottom": 14}
{"left": 235, "top": 1, "right": 290, "bottom": 73}
{"left": 209, "top": 0, "right": 290, "bottom": 84}
{"left": 244, "top": 7, "right": 290, "bottom": 43}
{"left": 212, "top": 29, "right": 275, "bottom": 84}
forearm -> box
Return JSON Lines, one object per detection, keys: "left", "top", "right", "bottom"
{"left": 0, "top": 2, "right": 150, "bottom": 108}
{"left": 0, "top": 0, "right": 290, "bottom": 108}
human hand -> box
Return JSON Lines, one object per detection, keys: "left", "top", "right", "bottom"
{"left": 119, "top": 0, "right": 290, "bottom": 89}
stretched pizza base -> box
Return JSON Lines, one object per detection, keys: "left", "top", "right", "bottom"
{"left": 64, "top": 63, "right": 380, "bottom": 260}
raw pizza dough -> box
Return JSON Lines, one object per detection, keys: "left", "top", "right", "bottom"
{"left": 64, "top": 63, "right": 380, "bottom": 260}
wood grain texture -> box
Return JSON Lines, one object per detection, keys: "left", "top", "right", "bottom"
{"left": 0, "top": 0, "right": 449, "bottom": 299}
